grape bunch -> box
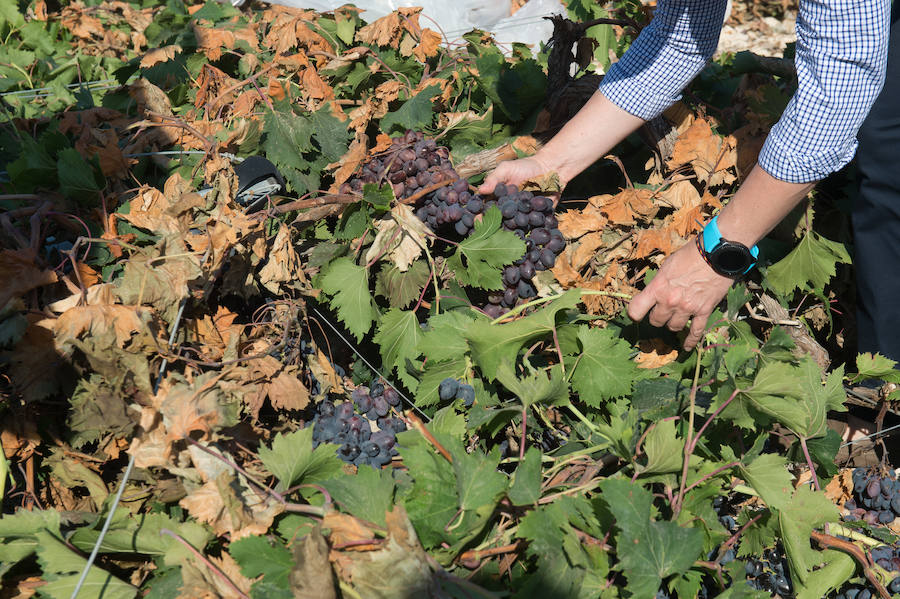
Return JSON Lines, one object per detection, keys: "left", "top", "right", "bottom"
{"left": 833, "top": 576, "right": 900, "bottom": 599}
{"left": 744, "top": 546, "right": 793, "bottom": 596}
{"left": 438, "top": 377, "right": 475, "bottom": 407}
{"left": 340, "top": 130, "right": 457, "bottom": 201}
{"left": 311, "top": 383, "right": 407, "bottom": 468}
{"left": 414, "top": 177, "right": 483, "bottom": 236}
{"left": 483, "top": 183, "right": 565, "bottom": 318}
{"left": 844, "top": 468, "right": 900, "bottom": 527}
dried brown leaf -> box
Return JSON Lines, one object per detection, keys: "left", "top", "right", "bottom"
{"left": 0, "top": 249, "right": 58, "bottom": 308}
{"left": 139, "top": 44, "right": 181, "bottom": 68}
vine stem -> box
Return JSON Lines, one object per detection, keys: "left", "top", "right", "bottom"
{"left": 674, "top": 383, "right": 742, "bottom": 515}
{"left": 811, "top": 530, "right": 891, "bottom": 599}
{"left": 406, "top": 411, "right": 452, "bottom": 463}
{"left": 799, "top": 437, "right": 821, "bottom": 491}
{"left": 565, "top": 402, "right": 600, "bottom": 433}
{"left": 489, "top": 289, "right": 633, "bottom": 325}
{"left": 673, "top": 347, "right": 704, "bottom": 515}
{"left": 159, "top": 529, "right": 251, "bottom": 599}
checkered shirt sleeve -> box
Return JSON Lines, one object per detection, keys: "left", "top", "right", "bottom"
{"left": 598, "top": 0, "right": 728, "bottom": 120}
{"left": 598, "top": 0, "right": 891, "bottom": 184}
{"left": 757, "top": 0, "right": 891, "bottom": 183}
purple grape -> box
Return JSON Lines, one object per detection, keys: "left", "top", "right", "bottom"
{"left": 517, "top": 199, "right": 531, "bottom": 213}
{"left": 494, "top": 183, "right": 509, "bottom": 197}
{"left": 547, "top": 237, "right": 565, "bottom": 253}
{"left": 503, "top": 287, "right": 518, "bottom": 306}
{"left": 466, "top": 198, "right": 483, "bottom": 213}
{"left": 531, "top": 196, "right": 549, "bottom": 212}
{"left": 383, "top": 387, "right": 400, "bottom": 406}
{"left": 519, "top": 261, "right": 535, "bottom": 280}
{"left": 500, "top": 201, "right": 517, "bottom": 219}
{"left": 529, "top": 211, "right": 544, "bottom": 227}
{"left": 503, "top": 265, "right": 521, "bottom": 286}
{"left": 539, "top": 248, "right": 556, "bottom": 268}
{"left": 455, "top": 221, "right": 469, "bottom": 235}
{"left": 439, "top": 377, "right": 459, "bottom": 400}
{"left": 514, "top": 212, "right": 530, "bottom": 228}
{"left": 373, "top": 396, "right": 389, "bottom": 417}
{"left": 868, "top": 479, "right": 881, "bottom": 498}
{"left": 530, "top": 228, "right": 550, "bottom": 245}
{"left": 517, "top": 280, "right": 535, "bottom": 299}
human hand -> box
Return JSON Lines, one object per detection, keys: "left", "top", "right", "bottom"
{"left": 627, "top": 239, "right": 734, "bottom": 351}
{"left": 478, "top": 156, "right": 558, "bottom": 195}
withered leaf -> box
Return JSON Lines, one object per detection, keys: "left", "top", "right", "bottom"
{"left": 0, "top": 249, "right": 58, "bottom": 308}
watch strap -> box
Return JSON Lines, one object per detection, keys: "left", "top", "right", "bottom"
{"left": 699, "top": 216, "right": 759, "bottom": 275}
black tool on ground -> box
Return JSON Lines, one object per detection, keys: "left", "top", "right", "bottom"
{"left": 199, "top": 155, "right": 285, "bottom": 211}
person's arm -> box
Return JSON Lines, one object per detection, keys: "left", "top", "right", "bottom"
{"left": 480, "top": 0, "right": 728, "bottom": 192}
{"left": 629, "top": 0, "right": 891, "bottom": 350}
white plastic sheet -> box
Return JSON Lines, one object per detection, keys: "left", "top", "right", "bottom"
{"left": 257, "top": 0, "right": 567, "bottom": 50}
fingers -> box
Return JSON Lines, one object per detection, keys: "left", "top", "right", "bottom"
{"left": 683, "top": 312, "right": 711, "bottom": 351}
{"left": 479, "top": 163, "right": 512, "bottom": 194}
{"left": 627, "top": 284, "right": 657, "bottom": 322}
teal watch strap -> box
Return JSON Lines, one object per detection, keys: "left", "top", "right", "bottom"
{"left": 701, "top": 216, "right": 759, "bottom": 275}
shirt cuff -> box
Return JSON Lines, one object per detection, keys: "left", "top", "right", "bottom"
{"left": 757, "top": 120, "right": 859, "bottom": 184}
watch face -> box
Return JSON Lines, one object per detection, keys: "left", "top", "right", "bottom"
{"left": 710, "top": 242, "right": 753, "bottom": 276}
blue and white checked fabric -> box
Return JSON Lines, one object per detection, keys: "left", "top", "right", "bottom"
{"left": 598, "top": 0, "right": 892, "bottom": 183}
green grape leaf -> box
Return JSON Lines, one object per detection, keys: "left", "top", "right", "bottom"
{"left": 380, "top": 84, "right": 441, "bottom": 133}
{"left": 373, "top": 309, "right": 423, "bottom": 377}
{"left": 34, "top": 531, "right": 137, "bottom": 599}
{"left": 321, "top": 465, "right": 395, "bottom": 527}
{"left": 316, "top": 257, "right": 378, "bottom": 341}
{"left": 854, "top": 352, "right": 900, "bottom": 384}
{"left": 508, "top": 446, "right": 542, "bottom": 506}
{"left": 374, "top": 261, "right": 430, "bottom": 309}
{"left": 635, "top": 418, "right": 685, "bottom": 475}
{"left": 570, "top": 325, "right": 642, "bottom": 405}
{"left": 494, "top": 360, "right": 568, "bottom": 408}
{"left": 599, "top": 479, "right": 703, "bottom": 598}
{"left": 69, "top": 512, "right": 212, "bottom": 567}
{"left": 262, "top": 108, "right": 314, "bottom": 193}
{"left": 418, "top": 310, "right": 474, "bottom": 364}
{"left": 765, "top": 231, "right": 850, "bottom": 296}
{"left": 464, "top": 289, "right": 580, "bottom": 376}
{"left": 57, "top": 148, "right": 102, "bottom": 202}
{"left": 397, "top": 437, "right": 459, "bottom": 547}
{"left": 446, "top": 206, "right": 525, "bottom": 290}
{"left": 229, "top": 535, "right": 293, "bottom": 592}
{"left": 258, "top": 427, "right": 343, "bottom": 490}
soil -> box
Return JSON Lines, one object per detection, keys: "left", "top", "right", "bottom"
{"left": 717, "top": 0, "right": 797, "bottom": 58}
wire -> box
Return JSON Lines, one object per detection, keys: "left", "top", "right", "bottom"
{"left": 310, "top": 307, "right": 431, "bottom": 422}
{"left": 70, "top": 298, "right": 189, "bottom": 599}
{"left": 841, "top": 421, "right": 900, "bottom": 448}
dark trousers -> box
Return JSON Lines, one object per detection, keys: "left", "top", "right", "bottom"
{"left": 854, "top": 7, "right": 900, "bottom": 362}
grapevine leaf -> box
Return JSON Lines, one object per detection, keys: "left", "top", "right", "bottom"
{"left": 854, "top": 352, "right": 900, "bottom": 384}
{"left": 446, "top": 206, "right": 526, "bottom": 290}
{"left": 308, "top": 107, "right": 351, "bottom": 162}
{"left": 316, "top": 257, "right": 378, "bottom": 341}
{"left": 778, "top": 486, "right": 839, "bottom": 584}
{"left": 740, "top": 453, "right": 793, "bottom": 512}
{"left": 0, "top": 508, "right": 60, "bottom": 563}
{"left": 229, "top": 535, "right": 293, "bottom": 591}
{"left": 448, "top": 443, "right": 507, "bottom": 511}
{"left": 792, "top": 549, "right": 855, "bottom": 599}
{"left": 373, "top": 309, "right": 423, "bottom": 377}
{"left": 34, "top": 530, "right": 137, "bottom": 599}
{"left": 262, "top": 108, "right": 314, "bottom": 193}
{"left": 321, "top": 465, "right": 395, "bottom": 527}
{"left": 740, "top": 359, "right": 843, "bottom": 439}
{"left": 494, "top": 360, "right": 568, "bottom": 408}
{"left": 374, "top": 261, "right": 429, "bottom": 308}
{"left": 508, "top": 446, "right": 542, "bottom": 505}
{"left": 765, "top": 231, "right": 850, "bottom": 296}
{"left": 0, "top": 0, "right": 25, "bottom": 28}
{"left": 58, "top": 148, "right": 103, "bottom": 202}
{"left": 69, "top": 512, "right": 212, "bottom": 567}
{"left": 517, "top": 502, "right": 587, "bottom": 595}
{"left": 599, "top": 479, "right": 703, "bottom": 598}
{"left": 570, "top": 325, "right": 642, "bottom": 405}
{"left": 380, "top": 84, "right": 441, "bottom": 133}
{"left": 635, "top": 418, "right": 684, "bottom": 475}
{"left": 397, "top": 436, "right": 458, "bottom": 547}
{"left": 418, "top": 310, "right": 473, "bottom": 363}
{"left": 258, "top": 427, "right": 343, "bottom": 491}
{"left": 464, "top": 289, "right": 581, "bottom": 377}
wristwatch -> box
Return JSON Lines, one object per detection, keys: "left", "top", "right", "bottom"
{"left": 696, "top": 216, "right": 759, "bottom": 278}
